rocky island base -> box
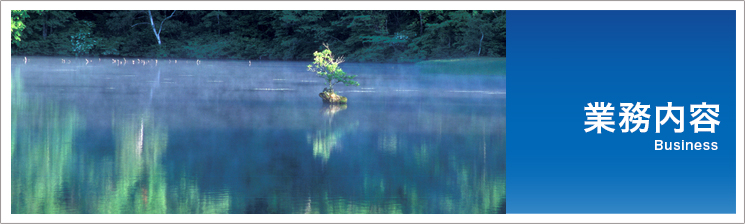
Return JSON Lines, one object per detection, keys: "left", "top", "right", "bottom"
{"left": 319, "top": 88, "right": 347, "bottom": 104}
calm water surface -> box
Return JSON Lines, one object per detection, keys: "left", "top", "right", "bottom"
{"left": 11, "top": 56, "right": 505, "bottom": 214}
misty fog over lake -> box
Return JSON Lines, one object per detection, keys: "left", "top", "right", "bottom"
{"left": 11, "top": 56, "right": 505, "bottom": 214}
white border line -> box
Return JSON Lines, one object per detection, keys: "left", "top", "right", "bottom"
{"left": 2, "top": 1, "right": 743, "bottom": 223}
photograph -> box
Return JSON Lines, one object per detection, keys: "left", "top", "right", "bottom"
{"left": 10, "top": 10, "right": 506, "bottom": 214}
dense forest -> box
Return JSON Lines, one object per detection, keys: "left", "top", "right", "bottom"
{"left": 11, "top": 10, "right": 505, "bottom": 62}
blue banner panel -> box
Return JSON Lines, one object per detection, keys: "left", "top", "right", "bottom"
{"left": 507, "top": 11, "right": 735, "bottom": 213}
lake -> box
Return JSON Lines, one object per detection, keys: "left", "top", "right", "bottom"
{"left": 11, "top": 56, "right": 506, "bottom": 214}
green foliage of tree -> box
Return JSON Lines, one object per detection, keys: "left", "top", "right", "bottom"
{"left": 70, "top": 20, "right": 97, "bottom": 56}
{"left": 201, "top": 10, "right": 228, "bottom": 34}
{"left": 26, "top": 11, "right": 75, "bottom": 40}
{"left": 11, "top": 10, "right": 30, "bottom": 45}
{"left": 13, "top": 10, "right": 81, "bottom": 55}
{"left": 11, "top": 10, "right": 506, "bottom": 62}
{"left": 307, "top": 44, "right": 359, "bottom": 92}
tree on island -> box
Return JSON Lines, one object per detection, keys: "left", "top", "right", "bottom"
{"left": 308, "top": 44, "right": 360, "bottom": 104}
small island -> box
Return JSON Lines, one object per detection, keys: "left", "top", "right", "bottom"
{"left": 307, "top": 44, "right": 359, "bottom": 104}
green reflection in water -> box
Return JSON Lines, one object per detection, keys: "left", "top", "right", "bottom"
{"left": 168, "top": 174, "right": 231, "bottom": 214}
{"left": 11, "top": 68, "right": 231, "bottom": 213}
{"left": 12, "top": 59, "right": 505, "bottom": 213}
{"left": 11, "top": 67, "right": 22, "bottom": 158}
{"left": 95, "top": 106, "right": 230, "bottom": 213}
{"left": 300, "top": 103, "right": 505, "bottom": 214}
{"left": 311, "top": 104, "right": 359, "bottom": 163}
{"left": 12, "top": 68, "right": 84, "bottom": 213}
{"left": 95, "top": 111, "right": 169, "bottom": 213}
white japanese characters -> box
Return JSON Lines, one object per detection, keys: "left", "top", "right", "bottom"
{"left": 584, "top": 102, "right": 615, "bottom": 134}
{"left": 584, "top": 102, "right": 720, "bottom": 134}
{"left": 689, "top": 102, "right": 720, "bottom": 133}
{"left": 619, "top": 102, "right": 650, "bottom": 133}
{"left": 656, "top": 102, "right": 684, "bottom": 133}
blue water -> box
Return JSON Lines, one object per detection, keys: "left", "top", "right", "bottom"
{"left": 11, "top": 56, "right": 505, "bottom": 214}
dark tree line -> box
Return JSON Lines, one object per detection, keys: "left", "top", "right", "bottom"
{"left": 11, "top": 10, "right": 506, "bottom": 62}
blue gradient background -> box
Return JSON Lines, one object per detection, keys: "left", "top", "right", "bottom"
{"left": 507, "top": 11, "right": 735, "bottom": 213}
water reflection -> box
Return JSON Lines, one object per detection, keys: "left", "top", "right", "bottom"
{"left": 12, "top": 67, "right": 83, "bottom": 213}
{"left": 321, "top": 104, "right": 347, "bottom": 121}
{"left": 12, "top": 56, "right": 505, "bottom": 214}
{"left": 312, "top": 104, "right": 358, "bottom": 163}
